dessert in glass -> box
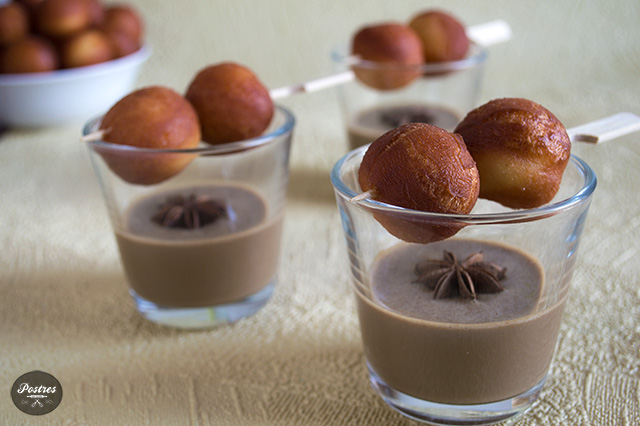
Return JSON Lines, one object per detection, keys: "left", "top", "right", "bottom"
{"left": 84, "top": 82, "right": 295, "bottom": 329}
{"left": 331, "top": 99, "right": 596, "bottom": 425}
{"left": 333, "top": 45, "right": 485, "bottom": 150}
{"left": 332, "top": 11, "right": 488, "bottom": 150}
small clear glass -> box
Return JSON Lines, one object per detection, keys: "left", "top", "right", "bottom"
{"left": 331, "top": 145, "right": 596, "bottom": 425}
{"left": 332, "top": 43, "right": 487, "bottom": 150}
{"left": 85, "top": 106, "right": 295, "bottom": 329}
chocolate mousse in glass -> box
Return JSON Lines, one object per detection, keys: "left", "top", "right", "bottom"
{"left": 331, "top": 43, "right": 486, "bottom": 150}
{"left": 85, "top": 105, "right": 295, "bottom": 329}
{"left": 331, "top": 145, "right": 596, "bottom": 425}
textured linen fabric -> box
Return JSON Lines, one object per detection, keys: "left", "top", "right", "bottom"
{"left": 1, "top": 1, "right": 639, "bottom": 425}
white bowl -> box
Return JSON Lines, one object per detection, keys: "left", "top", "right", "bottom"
{"left": 0, "top": 45, "right": 151, "bottom": 128}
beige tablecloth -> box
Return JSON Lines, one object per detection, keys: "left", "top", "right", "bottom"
{"left": 1, "top": 1, "right": 639, "bottom": 425}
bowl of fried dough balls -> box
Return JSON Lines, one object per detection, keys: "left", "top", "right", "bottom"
{"left": 0, "top": 0, "right": 150, "bottom": 127}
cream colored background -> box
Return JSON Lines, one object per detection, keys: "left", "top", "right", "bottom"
{"left": 1, "top": 0, "right": 639, "bottom": 425}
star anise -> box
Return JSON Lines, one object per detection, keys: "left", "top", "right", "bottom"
{"left": 381, "top": 107, "right": 435, "bottom": 127}
{"left": 152, "top": 193, "right": 227, "bottom": 229}
{"left": 414, "top": 251, "right": 506, "bottom": 300}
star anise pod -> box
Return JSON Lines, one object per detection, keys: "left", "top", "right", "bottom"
{"left": 414, "top": 251, "right": 506, "bottom": 300}
{"left": 381, "top": 107, "right": 435, "bottom": 127}
{"left": 152, "top": 193, "right": 227, "bottom": 229}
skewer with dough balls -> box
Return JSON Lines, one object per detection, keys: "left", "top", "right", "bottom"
{"left": 358, "top": 122, "right": 480, "bottom": 244}
{"left": 454, "top": 98, "right": 571, "bottom": 209}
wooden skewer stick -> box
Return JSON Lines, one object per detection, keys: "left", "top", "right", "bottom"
{"left": 348, "top": 112, "right": 640, "bottom": 202}
{"left": 270, "top": 71, "right": 356, "bottom": 100}
{"left": 350, "top": 190, "right": 374, "bottom": 203}
{"left": 80, "top": 129, "right": 105, "bottom": 142}
{"left": 269, "top": 20, "right": 512, "bottom": 100}
{"left": 465, "top": 19, "right": 511, "bottom": 47}
{"left": 567, "top": 112, "right": 640, "bottom": 143}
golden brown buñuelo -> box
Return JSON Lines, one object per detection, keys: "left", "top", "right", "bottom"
{"left": 350, "top": 22, "right": 424, "bottom": 90}
{"left": 98, "top": 86, "right": 201, "bottom": 185}
{"left": 454, "top": 98, "right": 571, "bottom": 209}
{"left": 358, "top": 123, "right": 479, "bottom": 244}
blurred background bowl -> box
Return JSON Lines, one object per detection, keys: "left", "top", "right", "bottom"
{"left": 0, "top": 44, "right": 150, "bottom": 128}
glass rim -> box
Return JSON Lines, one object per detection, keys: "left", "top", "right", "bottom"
{"left": 83, "top": 104, "right": 296, "bottom": 156}
{"left": 330, "top": 144, "right": 597, "bottom": 225}
{"left": 331, "top": 42, "right": 488, "bottom": 74}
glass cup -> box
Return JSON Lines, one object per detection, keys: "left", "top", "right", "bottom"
{"left": 331, "top": 145, "right": 597, "bottom": 425}
{"left": 84, "top": 106, "right": 295, "bottom": 329}
{"left": 331, "top": 43, "right": 487, "bottom": 150}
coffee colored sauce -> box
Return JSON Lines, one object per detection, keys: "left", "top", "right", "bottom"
{"left": 357, "top": 239, "right": 567, "bottom": 404}
{"left": 115, "top": 184, "right": 282, "bottom": 307}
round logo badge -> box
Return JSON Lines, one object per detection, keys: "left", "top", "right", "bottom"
{"left": 10, "top": 371, "right": 63, "bottom": 416}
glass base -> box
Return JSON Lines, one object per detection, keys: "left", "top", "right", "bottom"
{"left": 368, "top": 367, "right": 545, "bottom": 426}
{"left": 131, "top": 281, "right": 275, "bottom": 329}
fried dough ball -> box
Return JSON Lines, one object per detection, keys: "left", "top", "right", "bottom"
{"left": 185, "top": 62, "right": 274, "bottom": 145}
{"left": 99, "top": 5, "right": 143, "bottom": 45}
{"left": 85, "top": 0, "right": 104, "bottom": 26}
{"left": 0, "top": 2, "right": 30, "bottom": 46}
{"left": 358, "top": 122, "right": 479, "bottom": 243}
{"left": 408, "top": 9, "right": 470, "bottom": 63}
{"left": 351, "top": 22, "right": 424, "bottom": 90}
{"left": 98, "top": 86, "right": 202, "bottom": 185}
{"left": 60, "top": 28, "right": 113, "bottom": 68}
{"left": 36, "top": 0, "right": 93, "bottom": 39}
{"left": 454, "top": 98, "right": 571, "bottom": 209}
{"left": 1, "top": 35, "right": 58, "bottom": 73}
{"left": 104, "top": 28, "right": 139, "bottom": 58}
